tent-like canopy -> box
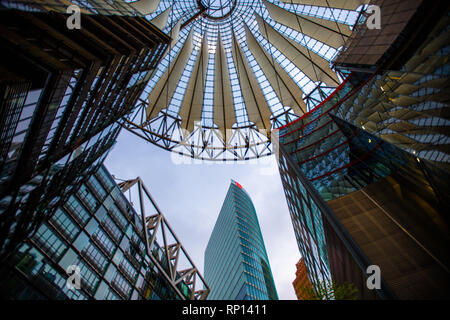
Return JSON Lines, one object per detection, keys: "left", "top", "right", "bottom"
{"left": 125, "top": 0, "right": 366, "bottom": 160}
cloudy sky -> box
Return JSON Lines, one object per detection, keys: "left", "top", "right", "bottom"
{"left": 104, "top": 129, "right": 300, "bottom": 300}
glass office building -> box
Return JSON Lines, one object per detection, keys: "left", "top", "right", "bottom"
{"left": 0, "top": 165, "right": 209, "bottom": 300}
{"left": 276, "top": 0, "right": 450, "bottom": 299}
{"left": 0, "top": 0, "right": 169, "bottom": 260}
{"left": 204, "top": 180, "right": 278, "bottom": 300}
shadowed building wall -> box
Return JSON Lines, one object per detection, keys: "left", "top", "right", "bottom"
{"left": 0, "top": 0, "right": 169, "bottom": 261}
{"left": 276, "top": 0, "right": 449, "bottom": 299}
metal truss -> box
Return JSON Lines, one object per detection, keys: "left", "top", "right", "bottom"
{"left": 123, "top": 81, "right": 340, "bottom": 161}
{"left": 118, "top": 177, "right": 210, "bottom": 300}
{"left": 118, "top": 0, "right": 360, "bottom": 162}
{"left": 122, "top": 101, "right": 275, "bottom": 161}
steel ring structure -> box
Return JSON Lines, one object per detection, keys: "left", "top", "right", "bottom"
{"left": 124, "top": 0, "right": 369, "bottom": 160}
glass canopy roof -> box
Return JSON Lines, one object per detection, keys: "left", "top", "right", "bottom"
{"left": 201, "top": 0, "right": 236, "bottom": 18}
{"left": 124, "top": 0, "right": 367, "bottom": 161}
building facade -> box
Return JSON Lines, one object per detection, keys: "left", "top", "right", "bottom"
{"left": 292, "top": 258, "right": 314, "bottom": 300}
{"left": 0, "top": 0, "right": 169, "bottom": 261}
{"left": 0, "top": 165, "right": 209, "bottom": 300}
{"left": 276, "top": 0, "right": 450, "bottom": 299}
{"left": 204, "top": 180, "right": 278, "bottom": 300}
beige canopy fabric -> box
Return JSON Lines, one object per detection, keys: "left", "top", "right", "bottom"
{"left": 280, "top": 0, "right": 370, "bottom": 11}
{"left": 150, "top": 6, "right": 172, "bottom": 30}
{"left": 256, "top": 13, "right": 339, "bottom": 86}
{"left": 244, "top": 24, "right": 307, "bottom": 115}
{"left": 232, "top": 34, "right": 272, "bottom": 134}
{"left": 263, "top": 0, "right": 352, "bottom": 49}
{"left": 143, "top": 0, "right": 353, "bottom": 143}
{"left": 168, "top": 20, "right": 182, "bottom": 48}
{"left": 214, "top": 34, "right": 236, "bottom": 143}
{"left": 179, "top": 34, "right": 209, "bottom": 133}
{"left": 155, "top": 20, "right": 182, "bottom": 67}
{"left": 129, "top": 0, "right": 160, "bottom": 15}
{"left": 146, "top": 29, "right": 194, "bottom": 120}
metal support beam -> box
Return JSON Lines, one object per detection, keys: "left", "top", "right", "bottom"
{"left": 118, "top": 177, "right": 210, "bottom": 300}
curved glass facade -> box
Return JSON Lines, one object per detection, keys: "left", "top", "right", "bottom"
{"left": 204, "top": 180, "right": 278, "bottom": 300}
{"left": 0, "top": 165, "right": 203, "bottom": 300}
{"left": 276, "top": 0, "right": 450, "bottom": 299}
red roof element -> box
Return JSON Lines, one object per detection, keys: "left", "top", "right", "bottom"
{"left": 235, "top": 182, "right": 243, "bottom": 189}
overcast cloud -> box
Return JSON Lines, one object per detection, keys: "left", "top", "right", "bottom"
{"left": 104, "top": 129, "right": 300, "bottom": 300}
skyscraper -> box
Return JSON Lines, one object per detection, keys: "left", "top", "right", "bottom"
{"left": 276, "top": 0, "right": 450, "bottom": 299}
{"left": 0, "top": 0, "right": 169, "bottom": 261}
{"left": 0, "top": 165, "right": 209, "bottom": 300}
{"left": 204, "top": 180, "right": 278, "bottom": 300}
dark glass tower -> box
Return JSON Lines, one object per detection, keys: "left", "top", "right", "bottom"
{"left": 204, "top": 180, "right": 278, "bottom": 300}
{"left": 0, "top": 165, "right": 209, "bottom": 300}
{"left": 276, "top": 0, "right": 450, "bottom": 300}
{"left": 0, "top": 0, "right": 169, "bottom": 261}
